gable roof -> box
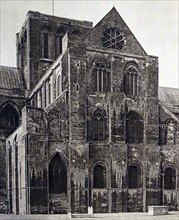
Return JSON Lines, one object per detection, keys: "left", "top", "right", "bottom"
{"left": 84, "top": 7, "right": 147, "bottom": 56}
{"left": 159, "top": 86, "right": 179, "bottom": 114}
{"left": 0, "top": 66, "right": 26, "bottom": 90}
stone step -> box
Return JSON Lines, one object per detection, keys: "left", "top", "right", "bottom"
{"left": 71, "top": 213, "right": 93, "bottom": 218}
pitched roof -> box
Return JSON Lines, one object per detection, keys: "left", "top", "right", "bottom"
{"left": 0, "top": 66, "right": 25, "bottom": 90}
{"left": 159, "top": 86, "right": 179, "bottom": 113}
{"left": 83, "top": 7, "right": 147, "bottom": 56}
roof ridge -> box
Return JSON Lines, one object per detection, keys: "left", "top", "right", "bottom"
{"left": 159, "top": 86, "right": 179, "bottom": 90}
{"left": 0, "top": 65, "right": 17, "bottom": 69}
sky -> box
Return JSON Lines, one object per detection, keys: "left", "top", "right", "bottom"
{"left": 0, "top": 0, "right": 178, "bottom": 88}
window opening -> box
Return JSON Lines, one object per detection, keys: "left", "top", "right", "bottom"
{"left": 0, "top": 104, "right": 19, "bottom": 137}
{"left": 126, "top": 112, "right": 143, "bottom": 144}
{"left": 49, "top": 154, "right": 67, "bottom": 194}
{"left": 123, "top": 66, "right": 138, "bottom": 96}
{"left": 102, "top": 28, "right": 125, "bottom": 50}
{"left": 93, "top": 60, "right": 110, "bottom": 92}
{"left": 43, "top": 33, "right": 49, "bottom": 58}
{"left": 92, "top": 109, "right": 105, "bottom": 141}
{"left": 93, "top": 164, "right": 106, "bottom": 188}
{"left": 128, "top": 164, "right": 141, "bottom": 188}
{"left": 164, "top": 167, "right": 176, "bottom": 189}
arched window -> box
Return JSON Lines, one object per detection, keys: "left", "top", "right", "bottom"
{"left": 128, "top": 164, "right": 141, "bottom": 188}
{"left": 166, "top": 120, "right": 175, "bottom": 144}
{"left": 93, "top": 163, "right": 106, "bottom": 188}
{"left": 126, "top": 112, "right": 143, "bottom": 144}
{"left": 0, "top": 104, "right": 19, "bottom": 137}
{"left": 164, "top": 166, "right": 176, "bottom": 189}
{"left": 123, "top": 65, "right": 138, "bottom": 96}
{"left": 43, "top": 32, "right": 49, "bottom": 59}
{"left": 92, "top": 60, "right": 110, "bottom": 93}
{"left": 92, "top": 109, "right": 106, "bottom": 141}
{"left": 56, "top": 28, "right": 66, "bottom": 57}
{"left": 49, "top": 154, "right": 67, "bottom": 194}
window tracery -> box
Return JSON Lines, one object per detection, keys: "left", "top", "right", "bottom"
{"left": 49, "top": 154, "right": 67, "bottom": 194}
{"left": 92, "top": 59, "right": 110, "bottom": 93}
{"left": 102, "top": 28, "right": 125, "bottom": 50}
{"left": 123, "top": 65, "right": 138, "bottom": 96}
{"left": 92, "top": 109, "right": 106, "bottom": 141}
{"left": 126, "top": 111, "right": 143, "bottom": 144}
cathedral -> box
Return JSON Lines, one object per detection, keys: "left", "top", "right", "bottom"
{"left": 0, "top": 7, "right": 179, "bottom": 214}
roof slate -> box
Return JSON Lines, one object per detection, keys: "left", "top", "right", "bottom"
{"left": 159, "top": 86, "right": 179, "bottom": 105}
{"left": 159, "top": 86, "right": 179, "bottom": 114}
{"left": 0, "top": 66, "right": 25, "bottom": 90}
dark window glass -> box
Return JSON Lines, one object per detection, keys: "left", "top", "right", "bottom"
{"left": 49, "top": 154, "right": 67, "bottom": 194}
{"left": 92, "top": 60, "right": 110, "bottom": 93}
{"left": 59, "top": 36, "right": 63, "bottom": 55}
{"left": 126, "top": 112, "right": 143, "bottom": 144}
{"left": 56, "top": 28, "right": 66, "bottom": 58}
{"left": 43, "top": 33, "right": 49, "bottom": 58}
{"left": 164, "top": 167, "right": 176, "bottom": 189}
{"left": 0, "top": 104, "right": 19, "bottom": 137}
{"left": 92, "top": 110, "right": 105, "bottom": 141}
{"left": 93, "top": 164, "right": 106, "bottom": 188}
{"left": 93, "top": 68, "right": 98, "bottom": 92}
{"left": 128, "top": 165, "right": 140, "bottom": 188}
{"left": 124, "top": 66, "right": 138, "bottom": 96}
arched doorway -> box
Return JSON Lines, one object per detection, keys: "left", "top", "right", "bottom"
{"left": 49, "top": 154, "right": 68, "bottom": 214}
{"left": 127, "top": 163, "right": 143, "bottom": 212}
{"left": 92, "top": 162, "right": 108, "bottom": 213}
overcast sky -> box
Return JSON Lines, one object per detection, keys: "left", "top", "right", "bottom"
{"left": 0, "top": 0, "right": 178, "bottom": 88}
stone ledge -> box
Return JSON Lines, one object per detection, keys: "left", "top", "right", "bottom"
{"left": 148, "top": 206, "right": 169, "bottom": 216}
{"left": 71, "top": 214, "right": 93, "bottom": 218}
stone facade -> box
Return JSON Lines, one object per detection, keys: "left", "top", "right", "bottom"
{"left": 0, "top": 7, "right": 179, "bottom": 214}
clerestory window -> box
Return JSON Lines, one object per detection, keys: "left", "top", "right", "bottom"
{"left": 92, "top": 109, "right": 106, "bottom": 141}
{"left": 123, "top": 65, "right": 138, "bottom": 96}
{"left": 56, "top": 28, "right": 66, "bottom": 58}
{"left": 126, "top": 111, "right": 143, "bottom": 144}
{"left": 92, "top": 60, "right": 110, "bottom": 92}
{"left": 43, "top": 32, "right": 49, "bottom": 59}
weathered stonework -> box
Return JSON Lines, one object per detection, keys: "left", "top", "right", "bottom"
{"left": 0, "top": 7, "right": 179, "bottom": 215}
